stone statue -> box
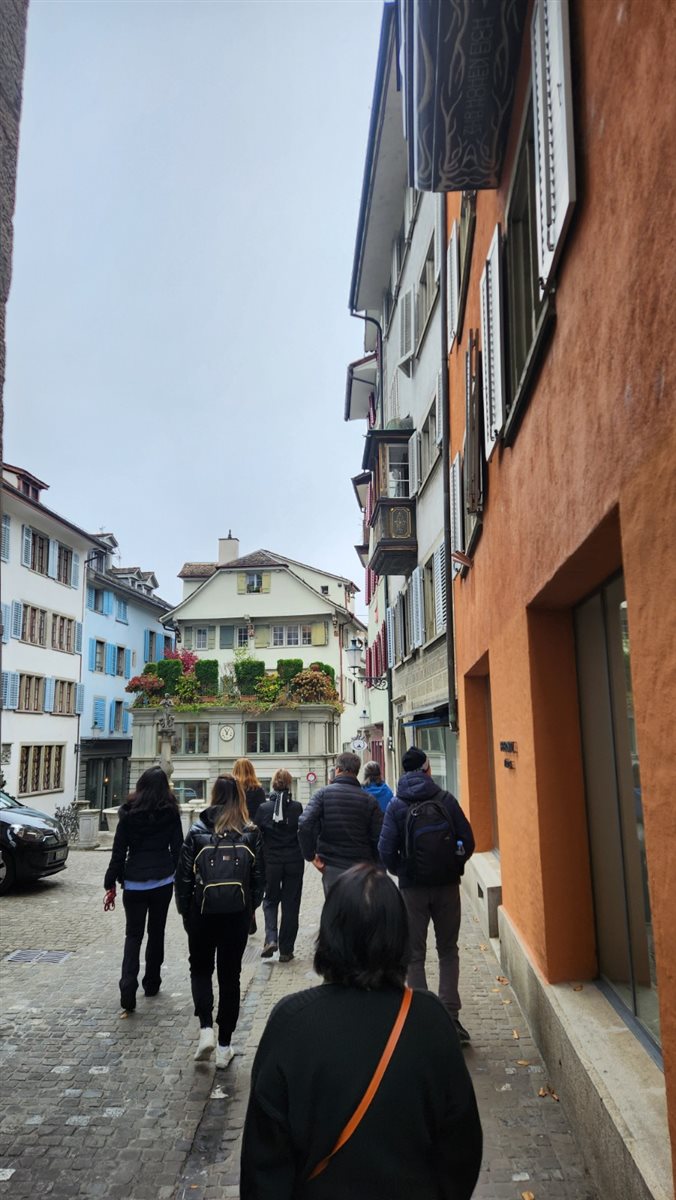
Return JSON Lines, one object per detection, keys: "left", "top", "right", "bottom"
{"left": 157, "top": 695, "right": 175, "bottom": 735}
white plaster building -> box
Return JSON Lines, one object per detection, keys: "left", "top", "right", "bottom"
{"left": 1, "top": 465, "right": 106, "bottom": 816}
{"left": 164, "top": 538, "right": 368, "bottom": 751}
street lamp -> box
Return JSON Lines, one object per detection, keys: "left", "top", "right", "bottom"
{"left": 345, "top": 638, "right": 388, "bottom": 690}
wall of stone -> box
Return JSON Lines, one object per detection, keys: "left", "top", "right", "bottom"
{"left": 0, "top": 0, "right": 29, "bottom": 440}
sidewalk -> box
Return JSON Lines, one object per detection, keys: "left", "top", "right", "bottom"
{"left": 0, "top": 852, "right": 597, "bottom": 1199}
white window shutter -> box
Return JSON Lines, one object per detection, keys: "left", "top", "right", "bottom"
{"left": 386, "top": 606, "right": 395, "bottom": 669}
{"left": 399, "top": 287, "right": 414, "bottom": 366}
{"left": 48, "top": 539, "right": 58, "bottom": 578}
{"left": 411, "top": 566, "right": 425, "bottom": 648}
{"left": 480, "top": 225, "right": 506, "bottom": 462}
{"left": 11, "top": 601, "right": 23, "bottom": 639}
{"left": 1, "top": 514, "right": 10, "bottom": 562}
{"left": 21, "top": 524, "right": 32, "bottom": 567}
{"left": 408, "top": 431, "right": 420, "bottom": 497}
{"left": 44, "top": 677, "right": 55, "bottom": 713}
{"left": 434, "top": 194, "right": 445, "bottom": 282}
{"left": 1, "top": 603, "right": 9, "bottom": 644}
{"left": 450, "top": 454, "right": 465, "bottom": 575}
{"left": 434, "top": 543, "right": 447, "bottom": 633}
{"left": 75, "top": 683, "right": 84, "bottom": 715}
{"left": 435, "top": 369, "right": 444, "bottom": 445}
{"left": 447, "top": 220, "right": 460, "bottom": 352}
{"left": 71, "top": 552, "right": 80, "bottom": 589}
{"left": 531, "top": 0, "right": 576, "bottom": 292}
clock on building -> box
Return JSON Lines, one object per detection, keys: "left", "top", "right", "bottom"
{"left": 219, "top": 725, "right": 235, "bottom": 743}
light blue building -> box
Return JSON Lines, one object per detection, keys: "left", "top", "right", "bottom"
{"left": 78, "top": 534, "right": 173, "bottom": 819}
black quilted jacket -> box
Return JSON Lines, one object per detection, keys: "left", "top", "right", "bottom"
{"left": 174, "top": 805, "right": 264, "bottom": 916}
{"left": 103, "top": 803, "right": 183, "bottom": 890}
{"left": 297, "top": 775, "right": 383, "bottom": 870}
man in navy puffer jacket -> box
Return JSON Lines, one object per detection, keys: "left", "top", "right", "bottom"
{"left": 379, "top": 747, "right": 475, "bottom": 1044}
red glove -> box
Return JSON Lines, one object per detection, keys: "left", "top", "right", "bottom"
{"left": 103, "top": 887, "right": 116, "bottom": 912}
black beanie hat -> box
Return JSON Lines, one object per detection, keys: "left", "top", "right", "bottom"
{"left": 402, "top": 746, "right": 427, "bottom": 772}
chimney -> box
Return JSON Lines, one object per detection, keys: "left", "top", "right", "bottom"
{"left": 218, "top": 531, "right": 240, "bottom": 564}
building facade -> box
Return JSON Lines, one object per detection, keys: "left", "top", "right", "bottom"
{"left": 78, "top": 535, "right": 173, "bottom": 819}
{"left": 0, "top": 0, "right": 29, "bottom": 432}
{"left": 375, "top": 1, "right": 676, "bottom": 1197}
{"left": 1, "top": 465, "right": 106, "bottom": 816}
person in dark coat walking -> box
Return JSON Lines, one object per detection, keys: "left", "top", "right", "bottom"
{"left": 256, "top": 769, "right": 304, "bottom": 962}
{"left": 240, "top": 863, "right": 482, "bottom": 1200}
{"left": 297, "top": 752, "right": 383, "bottom": 897}
{"left": 103, "top": 766, "right": 183, "bottom": 1014}
{"left": 379, "top": 747, "right": 475, "bottom": 1044}
{"left": 175, "top": 774, "right": 264, "bottom": 1067}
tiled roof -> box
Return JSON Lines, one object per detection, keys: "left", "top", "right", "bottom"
{"left": 221, "top": 550, "right": 286, "bottom": 569}
{"left": 177, "top": 562, "right": 218, "bottom": 579}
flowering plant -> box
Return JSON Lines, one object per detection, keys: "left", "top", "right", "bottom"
{"left": 164, "top": 648, "right": 199, "bottom": 674}
{"left": 126, "top": 673, "right": 164, "bottom": 696}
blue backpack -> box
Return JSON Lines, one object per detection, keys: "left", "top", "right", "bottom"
{"left": 404, "top": 796, "right": 465, "bottom": 886}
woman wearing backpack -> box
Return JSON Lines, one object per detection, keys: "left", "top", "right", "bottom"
{"left": 232, "top": 757, "right": 267, "bottom": 935}
{"left": 255, "top": 769, "right": 304, "bottom": 962}
{"left": 175, "top": 774, "right": 264, "bottom": 1066}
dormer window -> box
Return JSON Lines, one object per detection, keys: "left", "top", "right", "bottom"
{"left": 246, "top": 572, "right": 263, "bottom": 594}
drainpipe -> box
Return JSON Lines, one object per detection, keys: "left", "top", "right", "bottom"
{"left": 439, "top": 217, "right": 458, "bottom": 732}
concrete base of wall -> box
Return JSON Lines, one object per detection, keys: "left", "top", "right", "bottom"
{"left": 497, "top": 907, "right": 672, "bottom": 1200}
{"left": 462, "top": 851, "right": 502, "bottom": 938}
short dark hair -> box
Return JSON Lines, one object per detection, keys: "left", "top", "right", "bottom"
{"left": 402, "top": 746, "right": 428, "bottom": 773}
{"left": 314, "top": 864, "right": 409, "bottom": 990}
{"left": 129, "top": 767, "right": 179, "bottom": 813}
{"left": 336, "top": 751, "right": 361, "bottom": 776}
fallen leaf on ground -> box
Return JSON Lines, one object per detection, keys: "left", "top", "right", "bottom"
{"left": 502, "top": 998, "right": 512, "bottom": 1005}
{"left": 491, "top": 988, "right": 501, "bottom": 993}
{"left": 521, "top": 1192, "right": 536, "bottom": 1199}
{"left": 573, "top": 984, "right": 583, "bottom": 991}
{"left": 516, "top": 1059, "right": 530, "bottom": 1066}
{"left": 479, "top": 943, "right": 488, "bottom": 951}
{"left": 496, "top": 975, "right": 509, "bottom": 985}
{"left": 512, "top": 1029, "right": 520, "bottom": 1039}
{"left": 538, "top": 1085, "right": 559, "bottom": 1101}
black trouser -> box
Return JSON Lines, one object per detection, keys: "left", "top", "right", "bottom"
{"left": 120, "top": 883, "right": 173, "bottom": 1000}
{"left": 187, "top": 910, "right": 249, "bottom": 1044}
{"left": 262, "top": 861, "right": 304, "bottom": 955}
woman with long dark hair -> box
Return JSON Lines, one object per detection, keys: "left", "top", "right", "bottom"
{"left": 175, "top": 774, "right": 264, "bottom": 1067}
{"left": 232, "top": 757, "right": 266, "bottom": 824}
{"left": 255, "top": 768, "right": 304, "bottom": 961}
{"left": 103, "top": 766, "right": 183, "bottom": 1014}
{"left": 240, "top": 864, "right": 482, "bottom": 1199}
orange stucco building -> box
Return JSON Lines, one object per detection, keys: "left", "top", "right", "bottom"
{"left": 437, "top": 1, "right": 675, "bottom": 1197}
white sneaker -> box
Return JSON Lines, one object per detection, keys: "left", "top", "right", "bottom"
{"left": 194, "top": 1027, "right": 216, "bottom": 1061}
{"left": 215, "top": 1044, "right": 234, "bottom": 1069}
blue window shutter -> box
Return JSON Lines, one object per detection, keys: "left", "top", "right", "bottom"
{"left": 103, "top": 590, "right": 114, "bottom": 616}
{"left": 123, "top": 708, "right": 130, "bottom": 735}
{"left": 75, "top": 683, "right": 84, "bottom": 715}
{"left": 44, "top": 677, "right": 55, "bottom": 713}
{"left": 156, "top": 633, "right": 164, "bottom": 661}
{"left": 87, "top": 586, "right": 95, "bottom": 609}
{"left": 124, "top": 648, "right": 132, "bottom": 679}
{"left": 71, "top": 553, "right": 80, "bottom": 589}
{"left": 105, "top": 643, "right": 116, "bottom": 675}
{"left": 21, "top": 525, "right": 32, "bottom": 567}
{"left": 8, "top": 673, "right": 19, "bottom": 709}
{"left": 109, "top": 700, "right": 116, "bottom": 733}
{"left": 143, "top": 629, "right": 151, "bottom": 662}
{"left": 11, "top": 601, "right": 23, "bottom": 639}
{"left": 93, "top": 697, "right": 105, "bottom": 729}
{"left": 75, "top": 622, "right": 83, "bottom": 653}
{"left": 1, "top": 514, "right": 9, "bottom": 562}
{"left": 1, "top": 603, "right": 9, "bottom": 644}
{"left": 88, "top": 638, "right": 97, "bottom": 671}
{"left": 48, "top": 539, "right": 58, "bottom": 578}
{"left": 1, "top": 672, "right": 9, "bottom": 708}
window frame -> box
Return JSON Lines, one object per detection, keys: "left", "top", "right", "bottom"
{"left": 246, "top": 572, "right": 263, "bottom": 594}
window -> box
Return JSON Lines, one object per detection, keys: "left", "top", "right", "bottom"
{"left": 147, "top": 631, "right": 156, "bottom": 661}
{"left": 321, "top": 585, "right": 329, "bottom": 596}
{"left": 31, "top": 530, "right": 49, "bottom": 575}
{"left": 416, "top": 235, "right": 437, "bottom": 350}
{"left": 301, "top": 624, "right": 312, "bottom": 646}
{"left": 90, "top": 588, "right": 104, "bottom": 613}
{"left": 56, "top": 544, "right": 73, "bottom": 585}
{"left": 286, "top": 625, "right": 299, "bottom": 647}
{"left": 272, "top": 625, "right": 284, "bottom": 647}
{"left": 52, "top": 614, "right": 75, "bottom": 653}
{"left": 18, "top": 675, "right": 45, "bottom": 712}
{"left": 272, "top": 624, "right": 313, "bottom": 647}
{"left": 113, "top": 700, "right": 124, "bottom": 733}
{"left": 246, "top": 572, "right": 263, "bottom": 594}
{"left": 95, "top": 640, "right": 105, "bottom": 672}
{"left": 54, "top": 680, "right": 75, "bottom": 715}
{"left": 116, "top": 646, "right": 125, "bottom": 677}
{"left": 175, "top": 723, "right": 209, "bottom": 755}
{"left": 90, "top": 550, "right": 106, "bottom": 572}
{"left": 237, "top": 627, "right": 249, "bottom": 648}
{"left": 245, "top": 720, "right": 299, "bottom": 755}
{"left": 419, "top": 397, "right": 441, "bottom": 487}
{"left": 18, "top": 744, "right": 64, "bottom": 795}
{"left": 505, "top": 102, "right": 544, "bottom": 412}
{"left": 464, "top": 331, "right": 484, "bottom": 556}
{"left": 195, "top": 628, "right": 208, "bottom": 650}
{"left": 116, "top": 598, "right": 128, "bottom": 623}
{"left": 22, "top": 606, "right": 48, "bottom": 647}
{"left": 378, "top": 443, "right": 410, "bottom": 499}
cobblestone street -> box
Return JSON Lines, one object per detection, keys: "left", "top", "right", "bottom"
{"left": 0, "top": 850, "right": 598, "bottom": 1199}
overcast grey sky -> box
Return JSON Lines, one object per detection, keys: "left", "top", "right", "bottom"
{"left": 5, "top": 0, "right": 383, "bottom": 606}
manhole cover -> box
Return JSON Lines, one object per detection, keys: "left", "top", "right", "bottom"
{"left": 5, "top": 949, "right": 72, "bottom": 964}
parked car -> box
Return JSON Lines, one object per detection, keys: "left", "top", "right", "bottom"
{"left": 0, "top": 791, "right": 69, "bottom": 895}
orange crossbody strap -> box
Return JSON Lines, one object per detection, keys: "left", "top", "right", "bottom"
{"left": 307, "top": 986, "right": 413, "bottom": 1182}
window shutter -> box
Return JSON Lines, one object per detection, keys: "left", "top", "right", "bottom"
{"left": 411, "top": 566, "right": 425, "bottom": 649}
{"left": 75, "top": 683, "right": 84, "bottom": 715}
{"left": 105, "top": 643, "right": 116, "bottom": 675}
{"left": 408, "top": 431, "right": 420, "bottom": 497}
{"left": 311, "top": 621, "right": 328, "bottom": 647}
{"left": 398, "top": 287, "right": 414, "bottom": 366}
{"left": 206, "top": 627, "right": 215, "bottom": 650}
{"left": 1, "top": 514, "right": 9, "bottom": 562}
{"left": 465, "top": 336, "right": 484, "bottom": 518}
{"left": 21, "top": 524, "right": 32, "bottom": 567}
{"left": 47, "top": 539, "right": 58, "bottom": 578}
{"left": 123, "top": 708, "right": 130, "bottom": 735}
{"left": 87, "top": 586, "right": 95, "bottom": 609}
{"left": 103, "top": 590, "right": 114, "bottom": 615}
{"left": 386, "top": 606, "right": 395, "bottom": 669}
{"left": 261, "top": 572, "right": 271, "bottom": 593}
{"left": 109, "top": 700, "right": 116, "bottom": 734}
{"left": 480, "top": 225, "right": 506, "bottom": 461}
{"left": 434, "top": 194, "right": 445, "bottom": 282}
{"left": 43, "top": 677, "right": 55, "bottom": 713}
{"left": 88, "top": 638, "right": 97, "bottom": 671}
{"left": 434, "top": 544, "right": 447, "bottom": 633}
{"left": 391, "top": 237, "right": 401, "bottom": 295}
{"left": 124, "top": 648, "right": 132, "bottom": 679}
{"left": 183, "top": 626, "right": 193, "bottom": 650}
{"left": 254, "top": 625, "right": 270, "bottom": 648}
{"left": 1, "top": 603, "right": 9, "bottom": 644}
{"left": 93, "top": 697, "right": 105, "bottom": 729}
{"left": 237, "top": 573, "right": 246, "bottom": 594}
{"left": 71, "top": 552, "right": 80, "bottom": 589}
{"left": 143, "top": 629, "right": 151, "bottom": 662}
{"left": 75, "top": 622, "right": 83, "bottom": 654}
{"left": 157, "top": 633, "right": 165, "bottom": 660}
{"left": 450, "top": 455, "right": 465, "bottom": 575}
{"left": 220, "top": 625, "right": 234, "bottom": 649}
{"left": 531, "top": 0, "right": 576, "bottom": 293}
{"left": 11, "top": 601, "right": 23, "bottom": 639}
{"left": 395, "top": 594, "right": 405, "bottom": 662}
{"left": 435, "top": 369, "right": 444, "bottom": 445}
{"left": 447, "top": 220, "right": 460, "bottom": 352}
{"left": 2, "top": 671, "right": 19, "bottom": 710}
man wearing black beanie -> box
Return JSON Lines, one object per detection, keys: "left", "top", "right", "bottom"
{"left": 379, "top": 747, "right": 475, "bottom": 1044}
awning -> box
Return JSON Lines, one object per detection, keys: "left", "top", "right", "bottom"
{"left": 345, "top": 354, "right": 378, "bottom": 422}
{"left": 351, "top": 471, "right": 371, "bottom": 511}
{"left": 402, "top": 0, "right": 528, "bottom": 190}
{"left": 402, "top": 702, "right": 449, "bottom": 727}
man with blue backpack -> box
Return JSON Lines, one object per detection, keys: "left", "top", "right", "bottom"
{"left": 378, "top": 746, "right": 475, "bottom": 1045}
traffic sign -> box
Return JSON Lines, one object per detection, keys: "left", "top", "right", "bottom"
{"left": 306, "top": 771, "right": 317, "bottom": 783}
